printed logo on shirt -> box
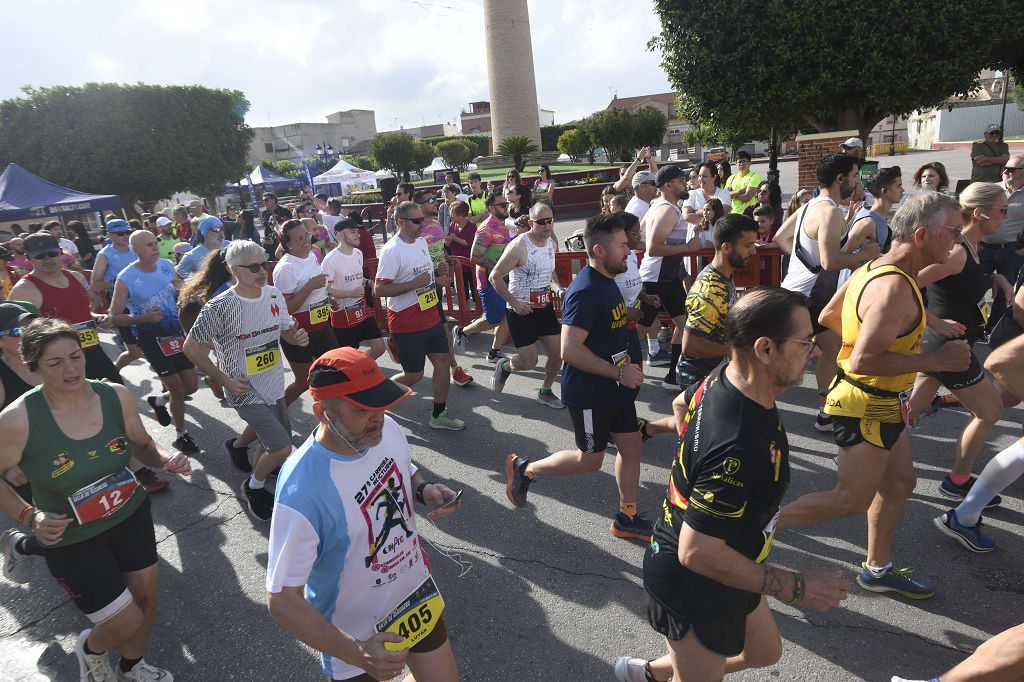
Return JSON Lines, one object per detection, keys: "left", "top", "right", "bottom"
{"left": 356, "top": 458, "right": 422, "bottom": 584}
{"left": 51, "top": 453, "right": 74, "bottom": 478}
{"left": 107, "top": 437, "right": 127, "bottom": 455}
{"left": 610, "top": 301, "right": 628, "bottom": 329}
{"left": 271, "top": 302, "right": 281, "bottom": 318}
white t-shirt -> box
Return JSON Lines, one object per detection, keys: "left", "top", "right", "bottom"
{"left": 59, "top": 237, "right": 79, "bottom": 256}
{"left": 625, "top": 196, "right": 651, "bottom": 221}
{"left": 272, "top": 252, "right": 328, "bottom": 331}
{"left": 320, "top": 212, "right": 342, "bottom": 245}
{"left": 684, "top": 188, "right": 733, "bottom": 224}
{"left": 614, "top": 250, "right": 643, "bottom": 307}
{"left": 266, "top": 419, "right": 431, "bottom": 680}
{"left": 188, "top": 286, "right": 294, "bottom": 406}
{"left": 375, "top": 235, "right": 438, "bottom": 333}
{"left": 321, "top": 247, "right": 366, "bottom": 312}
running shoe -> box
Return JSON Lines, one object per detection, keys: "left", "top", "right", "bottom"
{"left": 486, "top": 348, "right": 508, "bottom": 364}
{"left": 856, "top": 563, "right": 936, "bottom": 599}
{"left": 452, "top": 325, "right": 467, "bottom": 349}
{"left": 933, "top": 509, "right": 995, "bottom": 553}
{"left": 240, "top": 479, "right": 274, "bottom": 521}
{"left": 657, "top": 326, "right": 672, "bottom": 345}
{"left": 1, "top": 529, "right": 30, "bottom": 584}
{"left": 491, "top": 360, "right": 512, "bottom": 393}
{"left": 660, "top": 375, "right": 678, "bottom": 391}
{"left": 116, "top": 659, "right": 174, "bottom": 681}
{"left": 938, "top": 475, "right": 1002, "bottom": 508}
{"left": 223, "top": 438, "right": 253, "bottom": 473}
{"left": 504, "top": 454, "right": 532, "bottom": 507}
{"left": 146, "top": 396, "right": 171, "bottom": 427}
{"left": 112, "top": 335, "right": 127, "bottom": 353}
{"left": 646, "top": 349, "right": 671, "bottom": 367}
{"left": 889, "top": 677, "right": 928, "bottom": 682}
{"left": 76, "top": 629, "right": 116, "bottom": 682}
{"left": 451, "top": 366, "right": 474, "bottom": 387}
{"left": 614, "top": 656, "right": 652, "bottom": 682}
{"left": 134, "top": 467, "right": 168, "bottom": 493}
{"left": 610, "top": 511, "right": 654, "bottom": 542}
{"left": 535, "top": 389, "right": 564, "bottom": 408}
{"left": 172, "top": 432, "right": 199, "bottom": 455}
{"left": 813, "top": 412, "right": 834, "bottom": 432}
{"left": 429, "top": 410, "right": 465, "bottom": 431}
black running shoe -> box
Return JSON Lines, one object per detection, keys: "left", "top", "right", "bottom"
{"left": 240, "top": 479, "right": 274, "bottom": 521}
{"left": 134, "top": 466, "right": 168, "bottom": 493}
{"left": 147, "top": 396, "right": 171, "bottom": 427}
{"left": 504, "top": 454, "right": 532, "bottom": 508}
{"left": 172, "top": 432, "right": 200, "bottom": 454}
{"left": 223, "top": 438, "right": 252, "bottom": 473}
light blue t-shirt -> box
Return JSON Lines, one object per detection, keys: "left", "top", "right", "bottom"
{"left": 97, "top": 244, "right": 137, "bottom": 284}
{"left": 116, "top": 258, "right": 182, "bottom": 336}
{"left": 176, "top": 240, "right": 230, "bottom": 278}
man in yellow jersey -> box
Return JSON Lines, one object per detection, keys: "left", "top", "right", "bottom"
{"left": 777, "top": 191, "right": 970, "bottom": 599}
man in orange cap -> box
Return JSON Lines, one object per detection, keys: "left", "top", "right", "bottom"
{"left": 266, "top": 347, "right": 461, "bottom": 682}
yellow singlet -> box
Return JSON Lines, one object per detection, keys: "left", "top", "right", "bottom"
{"left": 824, "top": 262, "right": 924, "bottom": 423}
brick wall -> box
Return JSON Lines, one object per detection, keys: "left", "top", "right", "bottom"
{"left": 795, "top": 130, "right": 859, "bottom": 191}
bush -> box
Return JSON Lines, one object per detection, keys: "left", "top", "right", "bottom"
{"left": 556, "top": 129, "right": 591, "bottom": 162}
{"left": 420, "top": 134, "right": 490, "bottom": 157}
{"left": 343, "top": 191, "right": 383, "bottom": 204}
{"left": 434, "top": 140, "right": 473, "bottom": 171}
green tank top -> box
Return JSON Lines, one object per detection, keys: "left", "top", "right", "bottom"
{"left": 20, "top": 380, "right": 145, "bottom": 546}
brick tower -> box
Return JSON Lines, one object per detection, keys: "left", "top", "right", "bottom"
{"left": 483, "top": 0, "right": 542, "bottom": 150}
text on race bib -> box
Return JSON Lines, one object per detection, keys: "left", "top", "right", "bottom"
{"left": 245, "top": 341, "right": 280, "bottom": 375}
{"left": 68, "top": 468, "right": 138, "bottom": 525}
{"left": 375, "top": 576, "right": 445, "bottom": 651}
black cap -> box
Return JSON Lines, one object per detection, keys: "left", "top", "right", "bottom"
{"left": 23, "top": 233, "right": 61, "bottom": 259}
{"left": 0, "top": 301, "right": 37, "bottom": 332}
{"left": 655, "top": 164, "right": 686, "bottom": 186}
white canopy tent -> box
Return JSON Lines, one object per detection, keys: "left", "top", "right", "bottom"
{"left": 311, "top": 158, "right": 378, "bottom": 196}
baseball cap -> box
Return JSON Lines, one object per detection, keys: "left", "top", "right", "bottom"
{"left": 105, "top": 218, "right": 131, "bottom": 233}
{"left": 187, "top": 199, "right": 203, "bottom": 209}
{"left": 632, "top": 170, "right": 657, "bottom": 188}
{"left": 840, "top": 137, "right": 864, "bottom": 149}
{"left": 308, "top": 347, "right": 411, "bottom": 410}
{"left": 155, "top": 216, "right": 172, "bottom": 227}
{"left": 986, "top": 123, "right": 1002, "bottom": 133}
{"left": 198, "top": 216, "right": 224, "bottom": 237}
{"left": 0, "top": 301, "right": 38, "bottom": 332}
{"left": 655, "top": 165, "right": 686, "bottom": 186}
{"left": 23, "top": 233, "right": 62, "bottom": 259}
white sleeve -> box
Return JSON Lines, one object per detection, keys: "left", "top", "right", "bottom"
{"left": 375, "top": 246, "right": 401, "bottom": 282}
{"left": 273, "top": 262, "right": 298, "bottom": 294}
{"left": 269, "top": 286, "right": 294, "bottom": 329}
{"left": 266, "top": 504, "right": 320, "bottom": 592}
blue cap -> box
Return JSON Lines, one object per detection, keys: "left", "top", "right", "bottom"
{"left": 106, "top": 219, "right": 131, "bottom": 233}
{"left": 198, "top": 216, "right": 224, "bottom": 237}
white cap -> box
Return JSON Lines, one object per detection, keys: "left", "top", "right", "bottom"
{"left": 840, "top": 137, "right": 863, "bottom": 149}
{"left": 155, "top": 216, "right": 172, "bottom": 227}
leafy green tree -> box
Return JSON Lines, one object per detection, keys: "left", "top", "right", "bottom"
{"left": 541, "top": 123, "right": 573, "bottom": 151}
{"left": 434, "top": 140, "right": 473, "bottom": 171}
{"left": 420, "top": 134, "right": 487, "bottom": 157}
{"left": 497, "top": 135, "right": 540, "bottom": 172}
{"left": 369, "top": 131, "right": 418, "bottom": 181}
{"left": 341, "top": 154, "right": 378, "bottom": 171}
{"left": 413, "top": 141, "right": 436, "bottom": 175}
{"left": 582, "top": 108, "right": 636, "bottom": 162}
{"left": 651, "top": 1, "right": 1024, "bottom": 141}
{"left": 632, "top": 106, "right": 668, "bottom": 150}
{"left": 0, "top": 83, "right": 253, "bottom": 211}
{"left": 261, "top": 159, "right": 298, "bottom": 177}
{"left": 556, "top": 129, "right": 591, "bottom": 162}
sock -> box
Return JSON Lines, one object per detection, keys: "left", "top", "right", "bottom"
{"left": 948, "top": 471, "right": 972, "bottom": 487}
{"left": 539, "top": 386, "right": 553, "bottom": 395}
{"left": 119, "top": 656, "right": 142, "bottom": 673}
{"left": 432, "top": 402, "right": 446, "bottom": 418}
{"left": 864, "top": 561, "right": 892, "bottom": 578}
{"left": 619, "top": 501, "right": 638, "bottom": 518}
{"left": 524, "top": 464, "right": 536, "bottom": 480}
{"left": 248, "top": 475, "right": 265, "bottom": 490}
{"left": 957, "top": 441, "right": 1024, "bottom": 525}
{"left": 647, "top": 339, "right": 660, "bottom": 356}
{"left": 668, "top": 343, "right": 681, "bottom": 377}
{"left": 83, "top": 639, "right": 103, "bottom": 657}
{"left": 500, "top": 359, "right": 511, "bottom": 373}
{"left": 487, "top": 348, "right": 500, "bottom": 359}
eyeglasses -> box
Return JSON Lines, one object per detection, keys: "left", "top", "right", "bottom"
{"left": 533, "top": 217, "right": 554, "bottom": 225}
{"left": 237, "top": 261, "right": 272, "bottom": 273}
{"left": 0, "top": 327, "right": 22, "bottom": 338}
{"left": 399, "top": 216, "right": 425, "bottom": 224}
{"left": 417, "top": 197, "right": 436, "bottom": 205}
{"left": 782, "top": 338, "right": 819, "bottom": 354}
{"left": 493, "top": 201, "right": 509, "bottom": 207}
{"left": 34, "top": 251, "right": 61, "bottom": 259}
{"left": 1003, "top": 167, "right": 1022, "bottom": 174}
{"left": 941, "top": 225, "right": 964, "bottom": 237}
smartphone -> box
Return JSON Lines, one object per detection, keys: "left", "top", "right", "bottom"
{"left": 438, "top": 490, "right": 463, "bottom": 510}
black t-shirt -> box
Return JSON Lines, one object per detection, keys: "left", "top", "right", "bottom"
{"left": 644, "top": 364, "right": 789, "bottom": 619}
{"left": 559, "top": 265, "right": 642, "bottom": 408}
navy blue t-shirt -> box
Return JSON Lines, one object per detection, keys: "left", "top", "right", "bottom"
{"left": 560, "top": 265, "right": 641, "bottom": 408}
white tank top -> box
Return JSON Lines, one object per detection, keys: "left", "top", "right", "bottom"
{"left": 781, "top": 195, "right": 842, "bottom": 296}
{"left": 508, "top": 233, "right": 556, "bottom": 306}
{"left": 639, "top": 198, "right": 688, "bottom": 283}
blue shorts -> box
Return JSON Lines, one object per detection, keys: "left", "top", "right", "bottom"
{"left": 480, "top": 286, "right": 507, "bottom": 325}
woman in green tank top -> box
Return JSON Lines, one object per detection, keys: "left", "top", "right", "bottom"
{"left": 0, "top": 318, "right": 191, "bottom": 681}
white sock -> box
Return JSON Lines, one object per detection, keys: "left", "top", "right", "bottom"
{"left": 864, "top": 561, "right": 892, "bottom": 577}
{"left": 248, "top": 475, "right": 265, "bottom": 490}
{"left": 957, "top": 440, "right": 1024, "bottom": 526}
{"left": 647, "top": 339, "right": 660, "bottom": 355}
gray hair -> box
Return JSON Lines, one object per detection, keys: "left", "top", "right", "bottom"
{"left": 959, "top": 182, "right": 1006, "bottom": 219}
{"left": 890, "top": 190, "right": 960, "bottom": 243}
{"left": 225, "top": 239, "right": 266, "bottom": 266}
{"left": 529, "top": 202, "right": 553, "bottom": 220}
{"left": 395, "top": 200, "right": 419, "bottom": 221}
{"left": 1011, "top": 153, "right": 1024, "bottom": 165}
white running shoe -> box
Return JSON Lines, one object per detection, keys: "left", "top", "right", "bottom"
{"left": 614, "top": 656, "right": 651, "bottom": 682}
{"left": 1, "top": 528, "right": 31, "bottom": 583}
{"left": 75, "top": 629, "right": 116, "bottom": 682}
{"left": 116, "top": 659, "right": 173, "bottom": 681}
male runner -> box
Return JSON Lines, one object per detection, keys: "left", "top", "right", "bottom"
{"left": 489, "top": 202, "right": 564, "bottom": 406}
{"left": 321, "top": 219, "right": 385, "bottom": 358}
{"left": 777, "top": 191, "right": 970, "bottom": 599}
{"left": 616, "top": 287, "right": 849, "bottom": 682}
{"left": 90, "top": 219, "right": 141, "bottom": 370}
{"left": 505, "top": 213, "right": 651, "bottom": 540}
{"left": 266, "top": 348, "right": 460, "bottom": 682}
{"left": 109, "top": 231, "right": 200, "bottom": 454}
{"left": 184, "top": 240, "right": 310, "bottom": 521}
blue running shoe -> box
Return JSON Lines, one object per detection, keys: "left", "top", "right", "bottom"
{"left": 933, "top": 509, "right": 995, "bottom": 553}
{"left": 856, "top": 563, "right": 936, "bottom": 599}
{"left": 938, "top": 474, "right": 1001, "bottom": 508}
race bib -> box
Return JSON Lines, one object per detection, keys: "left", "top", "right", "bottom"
{"left": 73, "top": 320, "right": 100, "bottom": 348}
{"left": 245, "top": 341, "right": 280, "bottom": 375}
{"left": 611, "top": 349, "right": 629, "bottom": 368}
{"left": 375, "top": 576, "right": 445, "bottom": 652}
{"left": 308, "top": 299, "right": 330, "bottom": 326}
{"left": 157, "top": 336, "right": 184, "bottom": 356}
{"left": 68, "top": 468, "right": 139, "bottom": 525}
{"left": 529, "top": 288, "right": 551, "bottom": 309}
{"left": 342, "top": 301, "right": 370, "bottom": 326}
{"left": 416, "top": 285, "right": 438, "bottom": 311}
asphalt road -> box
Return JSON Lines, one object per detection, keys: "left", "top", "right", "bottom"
{"left": 3, "top": 148, "right": 1021, "bottom": 681}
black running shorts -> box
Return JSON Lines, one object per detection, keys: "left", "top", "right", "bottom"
{"left": 505, "top": 304, "right": 561, "bottom": 349}
{"left": 568, "top": 400, "right": 639, "bottom": 453}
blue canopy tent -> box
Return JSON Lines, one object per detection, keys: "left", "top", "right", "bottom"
{"left": 0, "top": 163, "right": 123, "bottom": 221}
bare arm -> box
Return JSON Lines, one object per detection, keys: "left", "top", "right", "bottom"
{"left": 282, "top": 276, "right": 326, "bottom": 314}
{"left": 681, "top": 329, "right": 729, "bottom": 359}
{"left": 183, "top": 337, "right": 229, "bottom": 386}
{"left": 107, "top": 280, "right": 133, "bottom": 326}
{"left": 373, "top": 272, "right": 432, "bottom": 298}
{"left": 916, "top": 246, "right": 966, "bottom": 289}
{"left": 114, "top": 384, "right": 190, "bottom": 472}
{"left": 489, "top": 238, "right": 526, "bottom": 306}
{"left": 561, "top": 324, "right": 618, "bottom": 381}
{"left": 771, "top": 207, "right": 801, "bottom": 254}
{"left": 843, "top": 216, "right": 877, "bottom": 255}
{"left": 817, "top": 205, "right": 878, "bottom": 271}
{"left": 7, "top": 278, "right": 43, "bottom": 309}
{"left": 682, "top": 205, "right": 703, "bottom": 226}
{"left": 818, "top": 277, "right": 853, "bottom": 336}
{"left": 647, "top": 205, "right": 693, "bottom": 257}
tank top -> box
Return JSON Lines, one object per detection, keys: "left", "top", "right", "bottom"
{"left": 24, "top": 271, "right": 93, "bottom": 325}
{"left": 825, "top": 263, "right": 924, "bottom": 423}
{"left": 639, "top": 198, "right": 688, "bottom": 283}
{"left": 117, "top": 260, "right": 183, "bottom": 337}
{"left": 0, "top": 359, "right": 35, "bottom": 410}
{"left": 19, "top": 380, "right": 144, "bottom": 546}
{"left": 838, "top": 208, "right": 891, "bottom": 286}
{"left": 97, "top": 245, "right": 137, "bottom": 284}
{"left": 781, "top": 195, "right": 841, "bottom": 295}
{"left": 508, "top": 233, "right": 556, "bottom": 307}
{"left": 925, "top": 243, "right": 991, "bottom": 333}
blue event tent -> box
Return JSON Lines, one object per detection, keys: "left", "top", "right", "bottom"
{"left": 0, "top": 163, "right": 123, "bottom": 221}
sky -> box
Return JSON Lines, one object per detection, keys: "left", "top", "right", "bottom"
{"left": 2, "top": 0, "right": 674, "bottom": 132}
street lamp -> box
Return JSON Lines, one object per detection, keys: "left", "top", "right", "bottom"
{"left": 998, "top": 70, "right": 1010, "bottom": 144}
{"left": 314, "top": 142, "right": 335, "bottom": 173}
{"left": 889, "top": 115, "right": 897, "bottom": 157}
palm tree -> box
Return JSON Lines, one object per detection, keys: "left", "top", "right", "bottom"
{"left": 497, "top": 136, "right": 539, "bottom": 172}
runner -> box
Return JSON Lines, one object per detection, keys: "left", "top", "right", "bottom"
{"left": 374, "top": 201, "right": 465, "bottom": 431}
{"left": 615, "top": 288, "right": 849, "bottom": 682}
{"left": 777, "top": 191, "right": 970, "bottom": 599}
{"left": 0, "top": 317, "right": 191, "bottom": 682}
{"left": 272, "top": 219, "right": 338, "bottom": 404}
{"left": 108, "top": 231, "right": 200, "bottom": 454}
{"left": 185, "top": 240, "right": 310, "bottom": 522}
{"left": 451, "top": 192, "right": 513, "bottom": 364}
{"left": 89, "top": 219, "right": 142, "bottom": 371}
{"left": 266, "top": 348, "right": 461, "bottom": 682}
{"left": 488, "top": 202, "right": 564, "bottom": 406}
{"left": 504, "top": 213, "right": 651, "bottom": 540}
{"left": 175, "top": 215, "right": 228, "bottom": 280}
{"left": 321, "top": 219, "right": 385, "bottom": 359}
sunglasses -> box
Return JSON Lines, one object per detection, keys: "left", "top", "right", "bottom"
{"left": 400, "top": 216, "right": 425, "bottom": 224}
{"left": 533, "top": 217, "right": 554, "bottom": 225}
{"left": 34, "top": 251, "right": 61, "bottom": 259}
{"left": 493, "top": 201, "right": 509, "bottom": 207}
{"left": 0, "top": 327, "right": 23, "bottom": 338}
{"left": 237, "top": 261, "right": 272, "bottom": 273}
{"left": 417, "top": 197, "right": 436, "bottom": 205}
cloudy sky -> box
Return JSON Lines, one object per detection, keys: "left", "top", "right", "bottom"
{"left": 3, "top": 0, "right": 673, "bottom": 132}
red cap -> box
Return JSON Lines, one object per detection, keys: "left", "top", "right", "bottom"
{"left": 307, "top": 347, "right": 411, "bottom": 410}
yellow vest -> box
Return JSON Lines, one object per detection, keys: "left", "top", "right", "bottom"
{"left": 825, "top": 262, "right": 924, "bottom": 422}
